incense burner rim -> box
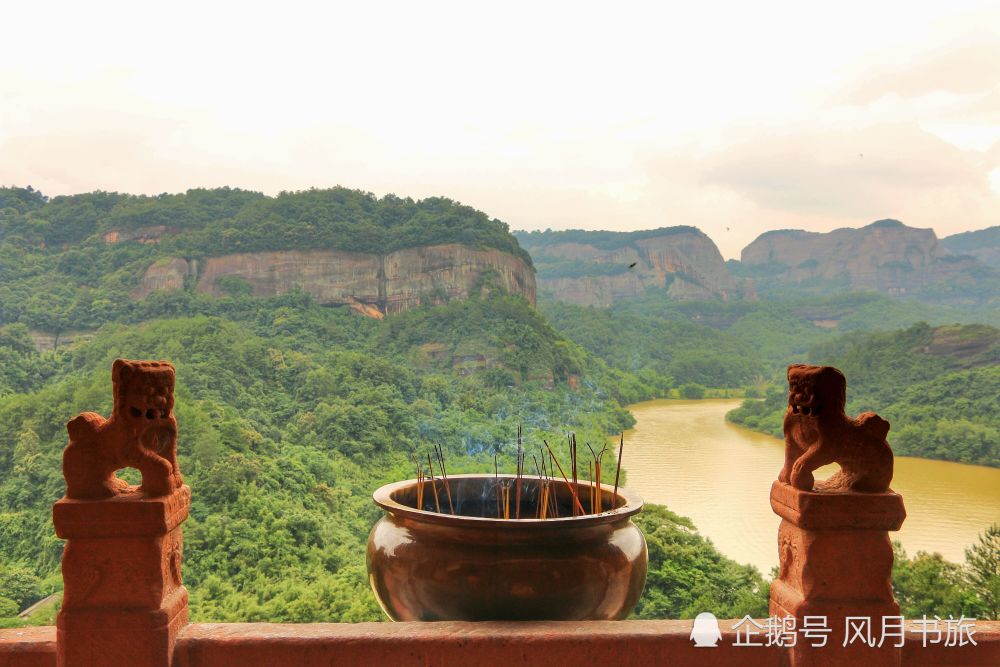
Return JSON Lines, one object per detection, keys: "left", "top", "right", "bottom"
{"left": 372, "top": 473, "right": 644, "bottom": 528}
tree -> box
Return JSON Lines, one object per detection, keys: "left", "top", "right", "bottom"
{"left": 892, "top": 543, "right": 983, "bottom": 618}
{"left": 0, "top": 564, "right": 42, "bottom": 609}
{"left": 965, "top": 524, "right": 1000, "bottom": 619}
{"left": 679, "top": 383, "right": 706, "bottom": 399}
{"left": 0, "top": 597, "right": 18, "bottom": 617}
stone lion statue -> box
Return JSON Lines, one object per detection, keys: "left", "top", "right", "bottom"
{"left": 63, "top": 359, "right": 183, "bottom": 499}
{"left": 779, "top": 364, "right": 893, "bottom": 493}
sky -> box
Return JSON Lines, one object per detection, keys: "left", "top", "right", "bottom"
{"left": 1, "top": 1, "right": 998, "bottom": 258}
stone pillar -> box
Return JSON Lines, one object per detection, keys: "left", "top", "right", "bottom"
{"left": 54, "top": 485, "right": 191, "bottom": 667}
{"left": 53, "top": 359, "right": 189, "bottom": 667}
{"left": 769, "top": 480, "right": 906, "bottom": 666}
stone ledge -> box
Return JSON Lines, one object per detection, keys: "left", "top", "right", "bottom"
{"left": 2, "top": 621, "right": 997, "bottom": 667}
{"left": 175, "top": 621, "right": 779, "bottom": 667}
{"left": 52, "top": 486, "right": 191, "bottom": 539}
{"left": 770, "top": 480, "right": 906, "bottom": 531}
{"left": 0, "top": 626, "right": 56, "bottom": 667}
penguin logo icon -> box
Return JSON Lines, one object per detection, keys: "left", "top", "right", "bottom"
{"left": 690, "top": 612, "right": 722, "bottom": 647}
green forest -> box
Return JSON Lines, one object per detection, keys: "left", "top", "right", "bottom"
{"left": 0, "top": 186, "right": 530, "bottom": 334}
{"left": 1, "top": 186, "right": 996, "bottom": 626}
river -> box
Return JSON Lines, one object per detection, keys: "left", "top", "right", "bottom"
{"left": 619, "top": 398, "right": 1000, "bottom": 574}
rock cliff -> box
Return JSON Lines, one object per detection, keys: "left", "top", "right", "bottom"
{"left": 516, "top": 227, "right": 745, "bottom": 306}
{"left": 942, "top": 226, "right": 1000, "bottom": 267}
{"left": 133, "top": 244, "right": 535, "bottom": 316}
{"left": 740, "top": 219, "right": 977, "bottom": 295}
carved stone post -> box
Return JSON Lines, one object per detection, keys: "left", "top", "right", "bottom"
{"left": 53, "top": 360, "right": 189, "bottom": 667}
{"left": 770, "top": 364, "right": 906, "bottom": 667}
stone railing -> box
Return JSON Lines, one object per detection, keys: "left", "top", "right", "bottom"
{"left": 1, "top": 361, "right": 998, "bottom": 666}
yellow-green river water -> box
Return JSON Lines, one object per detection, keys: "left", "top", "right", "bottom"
{"left": 619, "top": 398, "right": 1000, "bottom": 573}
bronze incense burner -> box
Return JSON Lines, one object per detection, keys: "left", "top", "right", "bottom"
{"left": 367, "top": 474, "right": 647, "bottom": 621}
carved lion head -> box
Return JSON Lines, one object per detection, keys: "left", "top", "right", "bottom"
{"left": 786, "top": 364, "right": 846, "bottom": 418}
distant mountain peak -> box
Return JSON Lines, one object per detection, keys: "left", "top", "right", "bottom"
{"left": 739, "top": 219, "right": 981, "bottom": 299}
{"left": 867, "top": 218, "right": 905, "bottom": 229}
{"left": 516, "top": 226, "right": 748, "bottom": 306}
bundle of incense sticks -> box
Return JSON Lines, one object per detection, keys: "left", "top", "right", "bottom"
{"left": 586, "top": 443, "right": 607, "bottom": 513}
{"left": 409, "top": 429, "right": 626, "bottom": 520}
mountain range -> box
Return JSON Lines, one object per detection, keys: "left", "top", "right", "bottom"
{"left": 3, "top": 186, "right": 999, "bottom": 332}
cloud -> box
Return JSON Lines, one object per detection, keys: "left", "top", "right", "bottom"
{"left": 699, "top": 123, "right": 990, "bottom": 217}
{"left": 842, "top": 40, "right": 1000, "bottom": 104}
{"left": 1, "top": 3, "right": 998, "bottom": 262}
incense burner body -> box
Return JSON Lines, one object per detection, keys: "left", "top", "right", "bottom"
{"left": 367, "top": 474, "right": 647, "bottom": 621}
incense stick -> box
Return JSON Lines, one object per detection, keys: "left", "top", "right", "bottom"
{"left": 542, "top": 440, "right": 586, "bottom": 515}
{"left": 515, "top": 425, "right": 523, "bottom": 520}
{"left": 612, "top": 432, "right": 624, "bottom": 511}
{"left": 426, "top": 454, "right": 442, "bottom": 513}
{"left": 435, "top": 444, "right": 454, "bottom": 514}
{"left": 570, "top": 434, "right": 578, "bottom": 516}
{"left": 417, "top": 464, "right": 424, "bottom": 510}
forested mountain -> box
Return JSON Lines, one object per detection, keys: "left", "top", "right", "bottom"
{"left": 0, "top": 186, "right": 530, "bottom": 260}
{"left": 734, "top": 219, "right": 1000, "bottom": 306}
{"left": 541, "top": 289, "right": 996, "bottom": 392}
{"left": 515, "top": 219, "right": 1000, "bottom": 309}
{"left": 0, "top": 186, "right": 536, "bottom": 327}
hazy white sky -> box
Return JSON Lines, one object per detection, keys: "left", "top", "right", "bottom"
{"left": 1, "top": 0, "right": 998, "bottom": 257}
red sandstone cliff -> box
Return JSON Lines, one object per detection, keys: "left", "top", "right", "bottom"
{"left": 519, "top": 228, "right": 745, "bottom": 306}
{"left": 741, "top": 219, "right": 976, "bottom": 295}
{"left": 133, "top": 244, "right": 535, "bottom": 316}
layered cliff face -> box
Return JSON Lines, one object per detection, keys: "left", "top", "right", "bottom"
{"left": 134, "top": 258, "right": 197, "bottom": 294}
{"left": 740, "top": 219, "right": 977, "bottom": 295}
{"left": 517, "top": 227, "right": 745, "bottom": 306}
{"left": 133, "top": 244, "right": 535, "bottom": 316}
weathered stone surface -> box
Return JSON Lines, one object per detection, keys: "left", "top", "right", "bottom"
{"left": 772, "top": 364, "right": 907, "bottom": 665}
{"left": 770, "top": 480, "right": 905, "bottom": 531}
{"left": 195, "top": 250, "right": 381, "bottom": 302}
{"left": 770, "top": 482, "right": 906, "bottom": 666}
{"left": 382, "top": 244, "right": 536, "bottom": 314}
{"left": 63, "top": 360, "right": 182, "bottom": 500}
{"left": 174, "top": 621, "right": 783, "bottom": 667}
{"left": 104, "top": 225, "right": 179, "bottom": 245}
{"left": 741, "top": 219, "right": 977, "bottom": 295}
{"left": 0, "top": 626, "right": 57, "bottom": 667}
{"left": 134, "top": 244, "right": 535, "bottom": 316}
{"left": 27, "top": 329, "right": 94, "bottom": 353}
{"left": 55, "top": 358, "right": 190, "bottom": 667}
{"left": 781, "top": 364, "right": 894, "bottom": 493}
{"left": 53, "top": 485, "right": 190, "bottom": 667}
{"left": 6, "top": 620, "right": 1000, "bottom": 667}
{"left": 521, "top": 229, "right": 745, "bottom": 306}
{"left": 131, "top": 259, "right": 196, "bottom": 298}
